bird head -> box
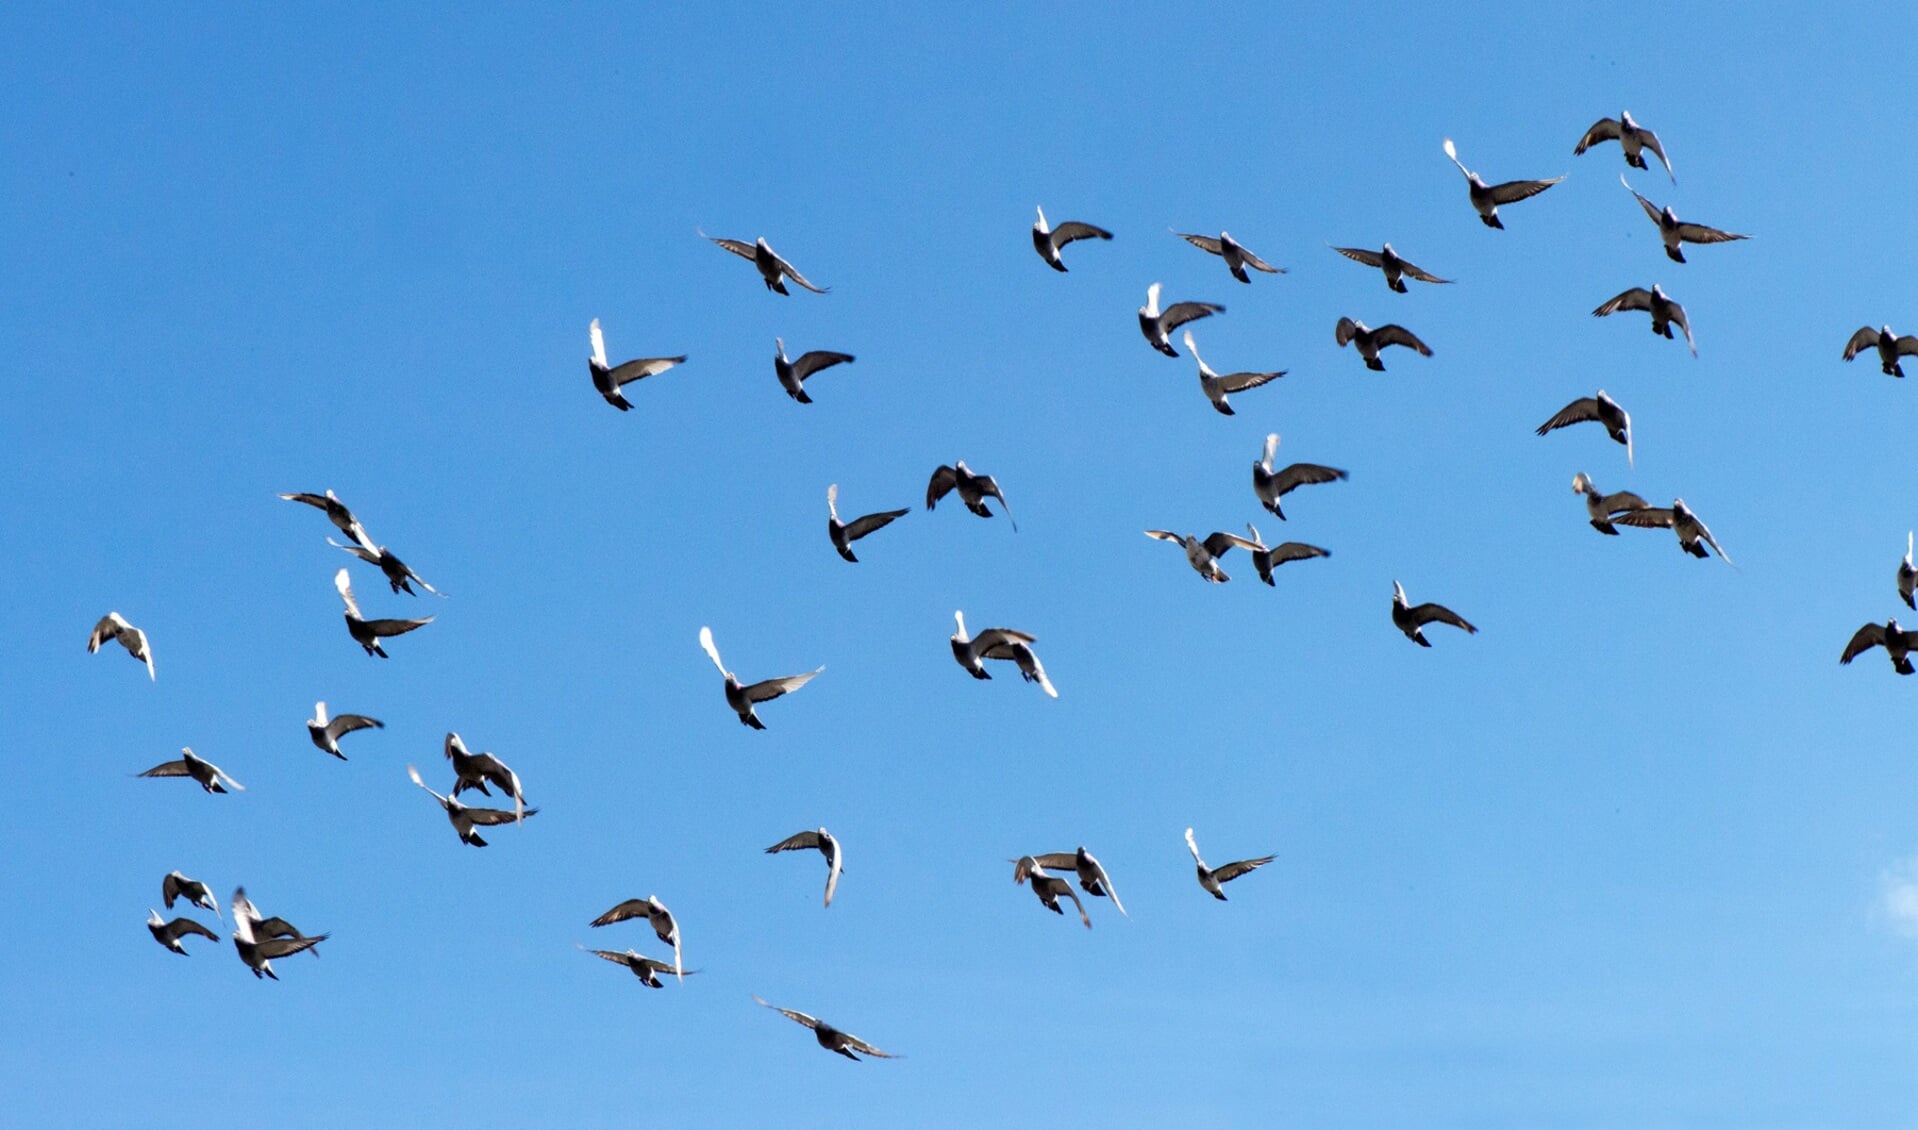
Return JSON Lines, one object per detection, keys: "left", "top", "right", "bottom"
{"left": 952, "top": 609, "right": 969, "bottom": 643}
{"left": 1034, "top": 205, "right": 1048, "bottom": 232}
{"left": 1392, "top": 580, "right": 1408, "bottom": 606}
{"left": 1572, "top": 472, "right": 1594, "bottom": 494}
{"left": 1142, "top": 282, "right": 1162, "bottom": 316}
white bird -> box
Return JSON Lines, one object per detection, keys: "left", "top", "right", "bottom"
{"left": 87, "top": 611, "right": 155, "bottom": 681}
{"left": 1144, "top": 529, "right": 1263, "bottom": 584}
{"left": 1575, "top": 111, "right": 1674, "bottom": 182}
{"left": 334, "top": 568, "right": 433, "bottom": 658}
{"left": 1900, "top": 533, "right": 1916, "bottom": 610}
{"left": 230, "top": 888, "right": 327, "bottom": 980}
{"left": 1613, "top": 498, "right": 1733, "bottom": 565}
{"left": 1137, "top": 282, "right": 1224, "bottom": 357}
{"left": 1570, "top": 473, "right": 1651, "bottom": 535}
{"left": 699, "top": 626, "right": 822, "bottom": 730}
{"left": 137, "top": 747, "right": 244, "bottom": 794}
{"left": 1842, "top": 325, "right": 1918, "bottom": 378}
{"left": 1330, "top": 243, "right": 1451, "bottom": 292}
{"left": 443, "top": 732, "right": 527, "bottom": 822}
{"left": 1620, "top": 176, "right": 1747, "bottom": 264}
{"left": 147, "top": 910, "right": 219, "bottom": 956}
{"left": 588, "top": 318, "right": 685, "bottom": 411}
{"left": 406, "top": 764, "right": 537, "bottom": 847}
{"left": 699, "top": 230, "right": 828, "bottom": 295}
{"left": 1032, "top": 206, "right": 1112, "bottom": 272}
{"left": 1011, "top": 856, "right": 1091, "bottom": 928}
{"left": 1173, "top": 229, "right": 1285, "bottom": 283}
{"left": 1391, "top": 581, "right": 1478, "bottom": 646}
{"left": 773, "top": 338, "right": 855, "bottom": 404}
{"left": 1182, "top": 330, "right": 1285, "bottom": 416}
{"left": 328, "top": 537, "right": 444, "bottom": 597}
{"left": 306, "top": 701, "right": 384, "bottom": 760}
{"left": 753, "top": 995, "right": 898, "bottom": 1061}
{"left": 1537, "top": 390, "right": 1634, "bottom": 467}
{"left": 162, "top": 871, "right": 221, "bottom": 920}
{"left": 1252, "top": 434, "right": 1349, "bottom": 519}
{"left": 1184, "top": 827, "right": 1275, "bottom": 901}
{"left": 926, "top": 462, "right": 1016, "bottom": 530}
{"left": 576, "top": 944, "right": 695, "bottom": 989}
{"left": 948, "top": 611, "right": 1057, "bottom": 697}
{"left": 1441, "top": 138, "right": 1563, "bottom": 229}
{"left": 765, "top": 828, "right": 843, "bottom": 908}
{"left": 1240, "top": 524, "right": 1331, "bottom": 587}
{"left": 1593, "top": 284, "right": 1695, "bottom": 357}
{"left": 590, "top": 896, "right": 682, "bottom": 983}
{"left": 280, "top": 489, "right": 375, "bottom": 551}
{"left": 827, "top": 484, "right": 909, "bottom": 563}
{"left": 1022, "top": 847, "right": 1126, "bottom": 918}
{"left": 1334, "top": 317, "right": 1432, "bottom": 371}
{"left": 1842, "top": 619, "right": 1918, "bottom": 675}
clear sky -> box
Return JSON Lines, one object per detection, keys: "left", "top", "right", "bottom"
{"left": 7, "top": 3, "right": 1918, "bottom": 1126}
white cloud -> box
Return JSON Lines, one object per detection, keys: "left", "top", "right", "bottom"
{"left": 1881, "top": 858, "right": 1918, "bottom": 939}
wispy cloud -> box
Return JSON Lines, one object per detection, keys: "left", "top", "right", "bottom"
{"left": 1881, "top": 858, "right": 1918, "bottom": 938}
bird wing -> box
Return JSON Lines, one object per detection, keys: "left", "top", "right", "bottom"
{"left": 975, "top": 474, "right": 1017, "bottom": 530}
{"left": 87, "top": 614, "right": 122, "bottom": 653}
{"left": 1334, "top": 316, "right": 1359, "bottom": 347}
{"left": 1011, "top": 643, "right": 1057, "bottom": 697}
{"left": 406, "top": 763, "right": 450, "bottom": 805}
{"left": 1667, "top": 301, "right": 1697, "bottom": 356}
{"left": 1897, "top": 336, "right": 1918, "bottom": 358}
{"left": 1160, "top": 301, "right": 1224, "bottom": 332}
{"left": 589, "top": 318, "right": 609, "bottom": 368}
{"left": 745, "top": 668, "right": 822, "bottom": 703}
{"left": 842, "top": 1034, "right": 898, "bottom": 1059}
{"left": 1175, "top": 231, "right": 1223, "bottom": 255}
{"left": 1843, "top": 326, "right": 1882, "bottom": 361}
{"left": 162, "top": 873, "right": 185, "bottom": 908}
{"left": 607, "top": 355, "right": 686, "bottom": 388}
{"left": 824, "top": 841, "right": 842, "bottom": 908}
{"left": 1613, "top": 507, "right": 1676, "bottom": 530}
{"left": 1536, "top": 397, "right": 1602, "bottom": 435}
{"left": 1574, "top": 117, "right": 1622, "bottom": 153}
{"left": 1412, "top": 603, "right": 1476, "bottom": 633}
{"left": 1640, "top": 129, "right": 1674, "bottom": 181}
{"left": 279, "top": 491, "right": 330, "bottom": 512}
{"left": 326, "top": 536, "right": 381, "bottom": 566}
{"left": 1842, "top": 623, "right": 1888, "bottom": 664}
{"left": 171, "top": 917, "right": 221, "bottom": 942}
{"left": 590, "top": 899, "right": 651, "bottom": 928}
{"left": 972, "top": 627, "right": 1038, "bottom": 657}
{"left": 753, "top": 995, "right": 820, "bottom": 1030}
{"left": 470, "top": 753, "right": 523, "bottom": 800}
{"left": 925, "top": 465, "right": 958, "bottom": 509}
{"left": 698, "top": 626, "right": 728, "bottom": 677}
{"left": 1202, "top": 531, "right": 1262, "bottom": 558}
{"left": 766, "top": 830, "right": 824, "bottom": 853}
{"left": 699, "top": 230, "right": 757, "bottom": 261}
{"left": 1488, "top": 176, "right": 1563, "bottom": 205}
{"left": 1050, "top": 221, "right": 1111, "bottom": 246}
{"left": 1235, "top": 245, "right": 1283, "bottom": 273}
{"left": 1623, "top": 177, "right": 1663, "bottom": 225}
{"left": 1266, "top": 542, "right": 1331, "bottom": 566}
{"left": 1373, "top": 325, "right": 1432, "bottom": 355}
{"left": 1272, "top": 463, "right": 1349, "bottom": 495}
{"left": 1593, "top": 288, "right": 1653, "bottom": 316}
{"left": 1599, "top": 490, "right": 1651, "bottom": 513}
{"left": 1218, "top": 369, "right": 1286, "bottom": 394}
{"left": 138, "top": 759, "right": 191, "bottom": 779}
{"left": 362, "top": 616, "right": 433, "bottom": 638}
{"left": 577, "top": 944, "right": 635, "bottom": 968}
{"left": 1084, "top": 857, "right": 1126, "bottom": 917}
{"left": 327, "top": 714, "right": 384, "bottom": 739}
{"left": 1397, "top": 258, "right": 1451, "bottom": 284}
{"left": 791, "top": 351, "right": 855, "bottom": 382}
{"left": 209, "top": 764, "right": 246, "bottom": 792}
{"left": 464, "top": 804, "right": 533, "bottom": 827}
{"left": 333, "top": 568, "right": 362, "bottom": 619}
{"left": 1060, "top": 884, "right": 1091, "bottom": 928}
{"left": 1184, "top": 827, "right": 1206, "bottom": 868}
{"left": 1674, "top": 222, "right": 1746, "bottom": 246}
{"left": 774, "top": 260, "right": 829, "bottom": 294}
{"left": 1687, "top": 512, "right": 1731, "bottom": 565}
{"left": 1143, "top": 530, "right": 1186, "bottom": 547}
{"left": 844, "top": 508, "right": 908, "bottom": 540}
{"left": 1212, "top": 855, "right": 1276, "bottom": 884}
{"left": 255, "top": 933, "right": 328, "bottom": 960}
{"left": 1331, "top": 246, "right": 1383, "bottom": 268}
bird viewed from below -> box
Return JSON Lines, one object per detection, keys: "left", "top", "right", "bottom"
{"left": 698, "top": 626, "right": 822, "bottom": 730}
{"left": 146, "top": 911, "right": 219, "bottom": 956}
{"left": 1613, "top": 499, "right": 1733, "bottom": 565}
{"left": 305, "top": 702, "right": 384, "bottom": 760}
{"left": 1391, "top": 581, "right": 1478, "bottom": 646}
{"left": 590, "top": 896, "right": 682, "bottom": 983}
{"left": 1182, "top": 330, "right": 1285, "bottom": 415}
{"left": 1620, "top": 176, "right": 1748, "bottom": 264}
{"left": 280, "top": 489, "right": 375, "bottom": 552}
{"left": 1441, "top": 137, "right": 1563, "bottom": 229}
{"left": 137, "top": 747, "right": 244, "bottom": 793}
{"left": 443, "top": 732, "right": 527, "bottom": 822}
{"left": 1900, "top": 533, "right": 1916, "bottom": 610}
{"left": 1570, "top": 473, "right": 1651, "bottom": 535}
{"left": 948, "top": 611, "right": 1056, "bottom": 697}
{"left": 753, "top": 995, "right": 898, "bottom": 1061}
{"left": 1330, "top": 243, "right": 1451, "bottom": 292}
{"left": 86, "top": 612, "right": 154, "bottom": 681}
{"left": 1334, "top": 317, "right": 1432, "bottom": 371}
{"left": 1144, "top": 528, "right": 1264, "bottom": 583}
{"left": 1011, "top": 855, "right": 1092, "bottom": 928}
{"left": 925, "top": 462, "right": 1016, "bottom": 529}
{"left": 1184, "top": 828, "right": 1275, "bottom": 901}
{"left": 229, "top": 887, "right": 328, "bottom": 980}
{"left": 1537, "top": 390, "right": 1634, "bottom": 467}
{"left": 1021, "top": 847, "right": 1126, "bottom": 918}
{"left": 587, "top": 317, "right": 685, "bottom": 411}
{"left": 1031, "top": 206, "right": 1112, "bottom": 272}
{"left": 162, "top": 871, "right": 220, "bottom": 919}
{"left": 1241, "top": 524, "right": 1331, "bottom": 586}
{"left": 1252, "top": 434, "right": 1348, "bottom": 520}
{"left": 1593, "top": 284, "right": 1696, "bottom": 356}
{"left": 1173, "top": 228, "right": 1285, "bottom": 283}
{"left": 1842, "top": 325, "right": 1918, "bottom": 377}
{"left": 576, "top": 944, "right": 694, "bottom": 989}
{"left": 406, "top": 764, "right": 537, "bottom": 847}
{"left": 1842, "top": 620, "right": 1918, "bottom": 675}
{"left": 699, "top": 230, "right": 828, "bottom": 295}
{"left": 334, "top": 568, "right": 433, "bottom": 658}
{"left": 825, "top": 484, "right": 908, "bottom": 563}
{"left": 1137, "top": 282, "right": 1224, "bottom": 357}
{"left": 328, "top": 537, "right": 444, "bottom": 597}
{"left": 231, "top": 888, "right": 323, "bottom": 960}
{"left": 1575, "top": 110, "right": 1674, "bottom": 181}
{"left": 772, "top": 338, "right": 855, "bottom": 404}
{"left": 765, "top": 827, "right": 843, "bottom": 908}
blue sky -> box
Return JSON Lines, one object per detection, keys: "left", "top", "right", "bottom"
{"left": 8, "top": 3, "right": 1918, "bottom": 1126}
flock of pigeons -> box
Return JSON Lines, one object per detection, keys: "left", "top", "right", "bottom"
{"left": 90, "top": 108, "right": 1918, "bottom": 1062}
